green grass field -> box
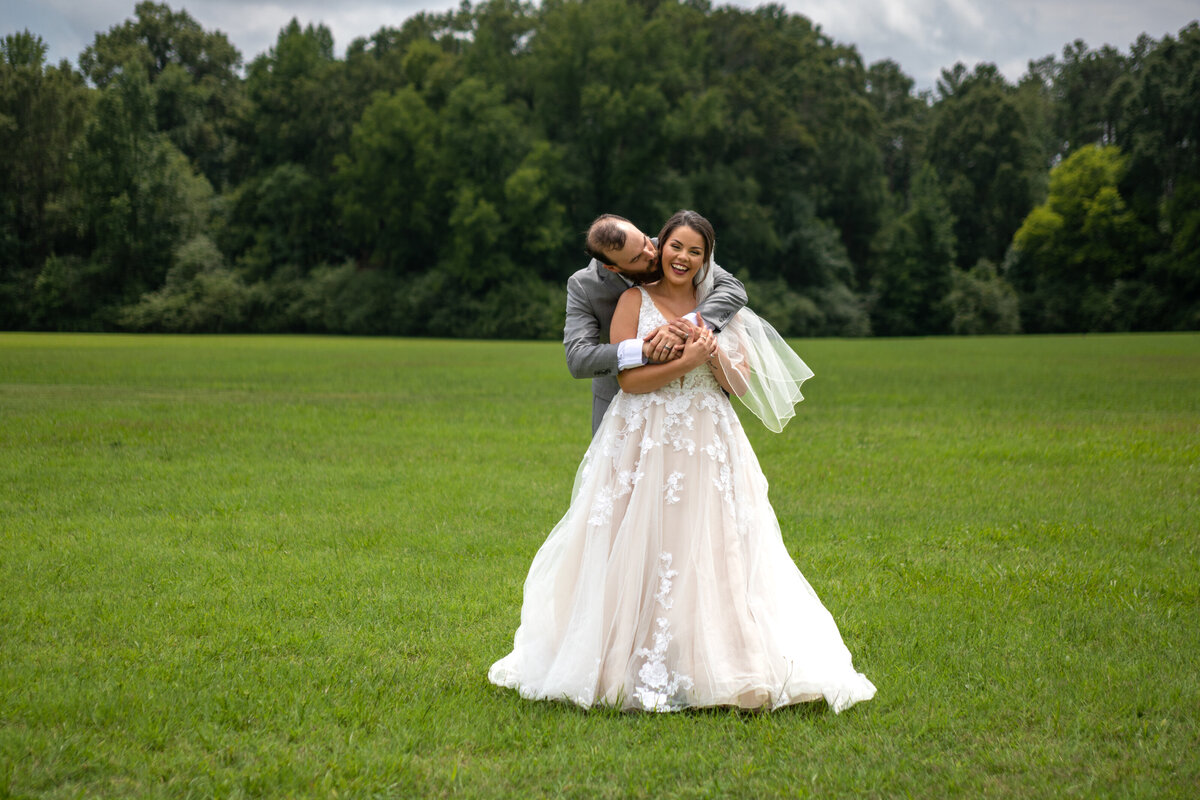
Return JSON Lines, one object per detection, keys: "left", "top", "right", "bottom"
{"left": 1, "top": 332, "right": 1197, "bottom": 799}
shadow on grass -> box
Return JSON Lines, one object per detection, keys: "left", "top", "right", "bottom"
{"left": 484, "top": 682, "right": 837, "bottom": 721}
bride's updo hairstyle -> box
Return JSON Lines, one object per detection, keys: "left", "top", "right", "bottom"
{"left": 656, "top": 210, "right": 715, "bottom": 285}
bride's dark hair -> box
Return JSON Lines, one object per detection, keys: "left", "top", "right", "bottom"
{"left": 655, "top": 210, "right": 715, "bottom": 270}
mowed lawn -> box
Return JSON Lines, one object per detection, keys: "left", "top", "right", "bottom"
{"left": 1, "top": 332, "right": 1197, "bottom": 799}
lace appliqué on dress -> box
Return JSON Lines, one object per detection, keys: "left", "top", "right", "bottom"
{"left": 664, "top": 471, "right": 684, "bottom": 505}
{"left": 712, "top": 463, "right": 734, "bottom": 508}
{"left": 618, "top": 468, "right": 645, "bottom": 490}
{"left": 587, "top": 467, "right": 644, "bottom": 527}
{"left": 634, "top": 553, "right": 694, "bottom": 711}
{"left": 587, "top": 484, "right": 615, "bottom": 527}
{"left": 662, "top": 395, "right": 697, "bottom": 455}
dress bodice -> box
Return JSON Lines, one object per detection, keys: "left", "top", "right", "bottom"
{"left": 636, "top": 287, "right": 722, "bottom": 394}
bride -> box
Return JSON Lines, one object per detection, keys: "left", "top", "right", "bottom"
{"left": 489, "top": 210, "right": 876, "bottom": 713}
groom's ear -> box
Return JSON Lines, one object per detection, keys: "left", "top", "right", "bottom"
{"left": 588, "top": 252, "right": 620, "bottom": 273}
{"left": 586, "top": 246, "right": 618, "bottom": 270}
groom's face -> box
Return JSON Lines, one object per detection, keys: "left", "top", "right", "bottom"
{"left": 602, "top": 221, "right": 662, "bottom": 283}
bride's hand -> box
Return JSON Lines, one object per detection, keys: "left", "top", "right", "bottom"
{"left": 680, "top": 328, "right": 716, "bottom": 367}
{"left": 701, "top": 330, "right": 720, "bottom": 364}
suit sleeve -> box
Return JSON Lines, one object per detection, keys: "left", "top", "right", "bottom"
{"left": 564, "top": 273, "right": 621, "bottom": 379}
{"left": 695, "top": 262, "right": 748, "bottom": 333}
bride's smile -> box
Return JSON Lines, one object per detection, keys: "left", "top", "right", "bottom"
{"left": 660, "top": 227, "right": 706, "bottom": 286}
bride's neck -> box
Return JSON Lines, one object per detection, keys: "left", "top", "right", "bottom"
{"left": 649, "top": 282, "right": 696, "bottom": 305}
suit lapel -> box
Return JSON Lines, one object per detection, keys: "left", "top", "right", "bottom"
{"left": 595, "top": 263, "right": 631, "bottom": 300}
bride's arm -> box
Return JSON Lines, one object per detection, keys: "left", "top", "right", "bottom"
{"left": 706, "top": 346, "right": 750, "bottom": 396}
{"left": 612, "top": 289, "right": 714, "bottom": 394}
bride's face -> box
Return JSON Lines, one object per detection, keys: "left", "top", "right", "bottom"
{"left": 659, "top": 225, "right": 706, "bottom": 288}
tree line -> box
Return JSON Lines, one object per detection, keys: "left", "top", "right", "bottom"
{"left": 2, "top": 0, "right": 1197, "bottom": 337}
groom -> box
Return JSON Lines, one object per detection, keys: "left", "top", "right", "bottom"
{"left": 564, "top": 213, "right": 748, "bottom": 433}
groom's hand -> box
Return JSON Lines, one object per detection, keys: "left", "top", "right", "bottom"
{"left": 643, "top": 322, "right": 687, "bottom": 363}
{"left": 643, "top": 319, "right": 699, "bottom": 363}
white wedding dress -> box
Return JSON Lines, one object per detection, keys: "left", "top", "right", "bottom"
{"left": 489, "top": 287, "right": 876, "bottom": 712}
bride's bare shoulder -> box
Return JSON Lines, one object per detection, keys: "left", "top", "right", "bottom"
{"left": 616, "top": 286, "right": 643, "bottom": 310}
{"left": 611, "top": 287, "right": 646, "bottom": 339}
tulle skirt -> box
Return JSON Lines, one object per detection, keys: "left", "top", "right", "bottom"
{"left": 489, "top": 382, "right": 876, "bottom": 712}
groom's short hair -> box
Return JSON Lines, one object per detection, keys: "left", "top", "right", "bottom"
{"left": 585, "top": 214, "right": 632, "bottom": 266}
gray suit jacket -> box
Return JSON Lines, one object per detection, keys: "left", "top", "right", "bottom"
{"left": 563, "top": 258, "right": 748, "bottom": 434}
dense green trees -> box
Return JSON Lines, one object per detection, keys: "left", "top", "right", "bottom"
{"left": 927, "top": 64, "right": 1042, "bottom": 271}
{"left": 870, "top": 164, "right": 956, "bottom": 335}
{"left": 2, "top": 2, "right": 1197, "bottom": 336}
{"left": 80, "top": 1, "right": 244, "bottom": 188}
{"left": 1011, "top": 145, "right": 1156, "bottom": 331}
{"left": 1006, "top": 23, "right": 1200, "bottom": 332}
{"left": 0, "top": 32, "right": 90, "bottom": 327}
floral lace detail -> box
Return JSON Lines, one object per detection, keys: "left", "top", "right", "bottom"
{"left": 678, "top": 366, "right": 721, "bottom": 393}
{"left": 699, "top": 433, "right": 735, "bottom": 507}
{"left": 583, "top": 290, "right": 741, "bottom": 527}
{"left": 664, "top": 471, "right": 684, "bottom": 505}
{"left": 665, "top": 394, "right": 691, "bottom": 415}
{"left": 635, "top": 287, "right": 721, "bottom": 394}
{"left": 635, "top": 287, "right": 666, "bottom": 340}
{"left": 700, "top": 434, "right": 728, "bottom": 465}
{"left": 587, "top": 484, "right": 615, "bottom": 527}
{"left": 653, "top": 552, "right": 678, "bottom": 608}
{"left": 618, "top": 468, "right": 645, "bottom": 489}
{"left": 587, "top": 465, "right": 644, "bottom": 527}
{"left": 661, "top": 394, "right": 697, "bottom": 455}
{"left": 712, "top": 462, "right": 734, "bottom": 508}
{"left": 634, "top": 553, "right": 694, "bottom": 711}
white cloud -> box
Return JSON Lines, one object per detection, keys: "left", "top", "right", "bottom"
{"left": 3, "top": 0, "right": 461, "bottom": 68}
{"left": 880, "top": 2, "right": 925, "bottom": 43}
{"left": 730, "top": 0, "right": 1196, "bottom": 88}
{"left": 3, "top": 0, "right": 1196, "bottom": 90}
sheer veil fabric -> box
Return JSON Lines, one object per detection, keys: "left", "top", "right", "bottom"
{"left": 698, "top": 254, "right": 815, "bottom": 432}
{"left": 488, "top": 274, "right": 876, "bottom": 713}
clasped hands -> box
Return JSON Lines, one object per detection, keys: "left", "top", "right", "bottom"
{"left": 642, "top": 314, "right": 720, "bottom": 367}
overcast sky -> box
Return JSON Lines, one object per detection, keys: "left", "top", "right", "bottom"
{"left": 6, "top": 0, "right": 1197, "bottom": 91}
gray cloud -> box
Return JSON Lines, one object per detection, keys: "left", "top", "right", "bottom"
{"left": 4, "top": 0, "right": 460, "bottom": 68}
{"left": 4, "top": 0, "right": 1196, "bottom": 89}
{"left": 753, "top": 0, "right": 1198, "bottom": 89}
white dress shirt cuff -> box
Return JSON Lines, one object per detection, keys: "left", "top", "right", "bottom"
{"left": 617, "top": 338, "right": 646, "bottom": 371}
{"left": 683, "top": 312, "right": 701, "bottom": 327}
